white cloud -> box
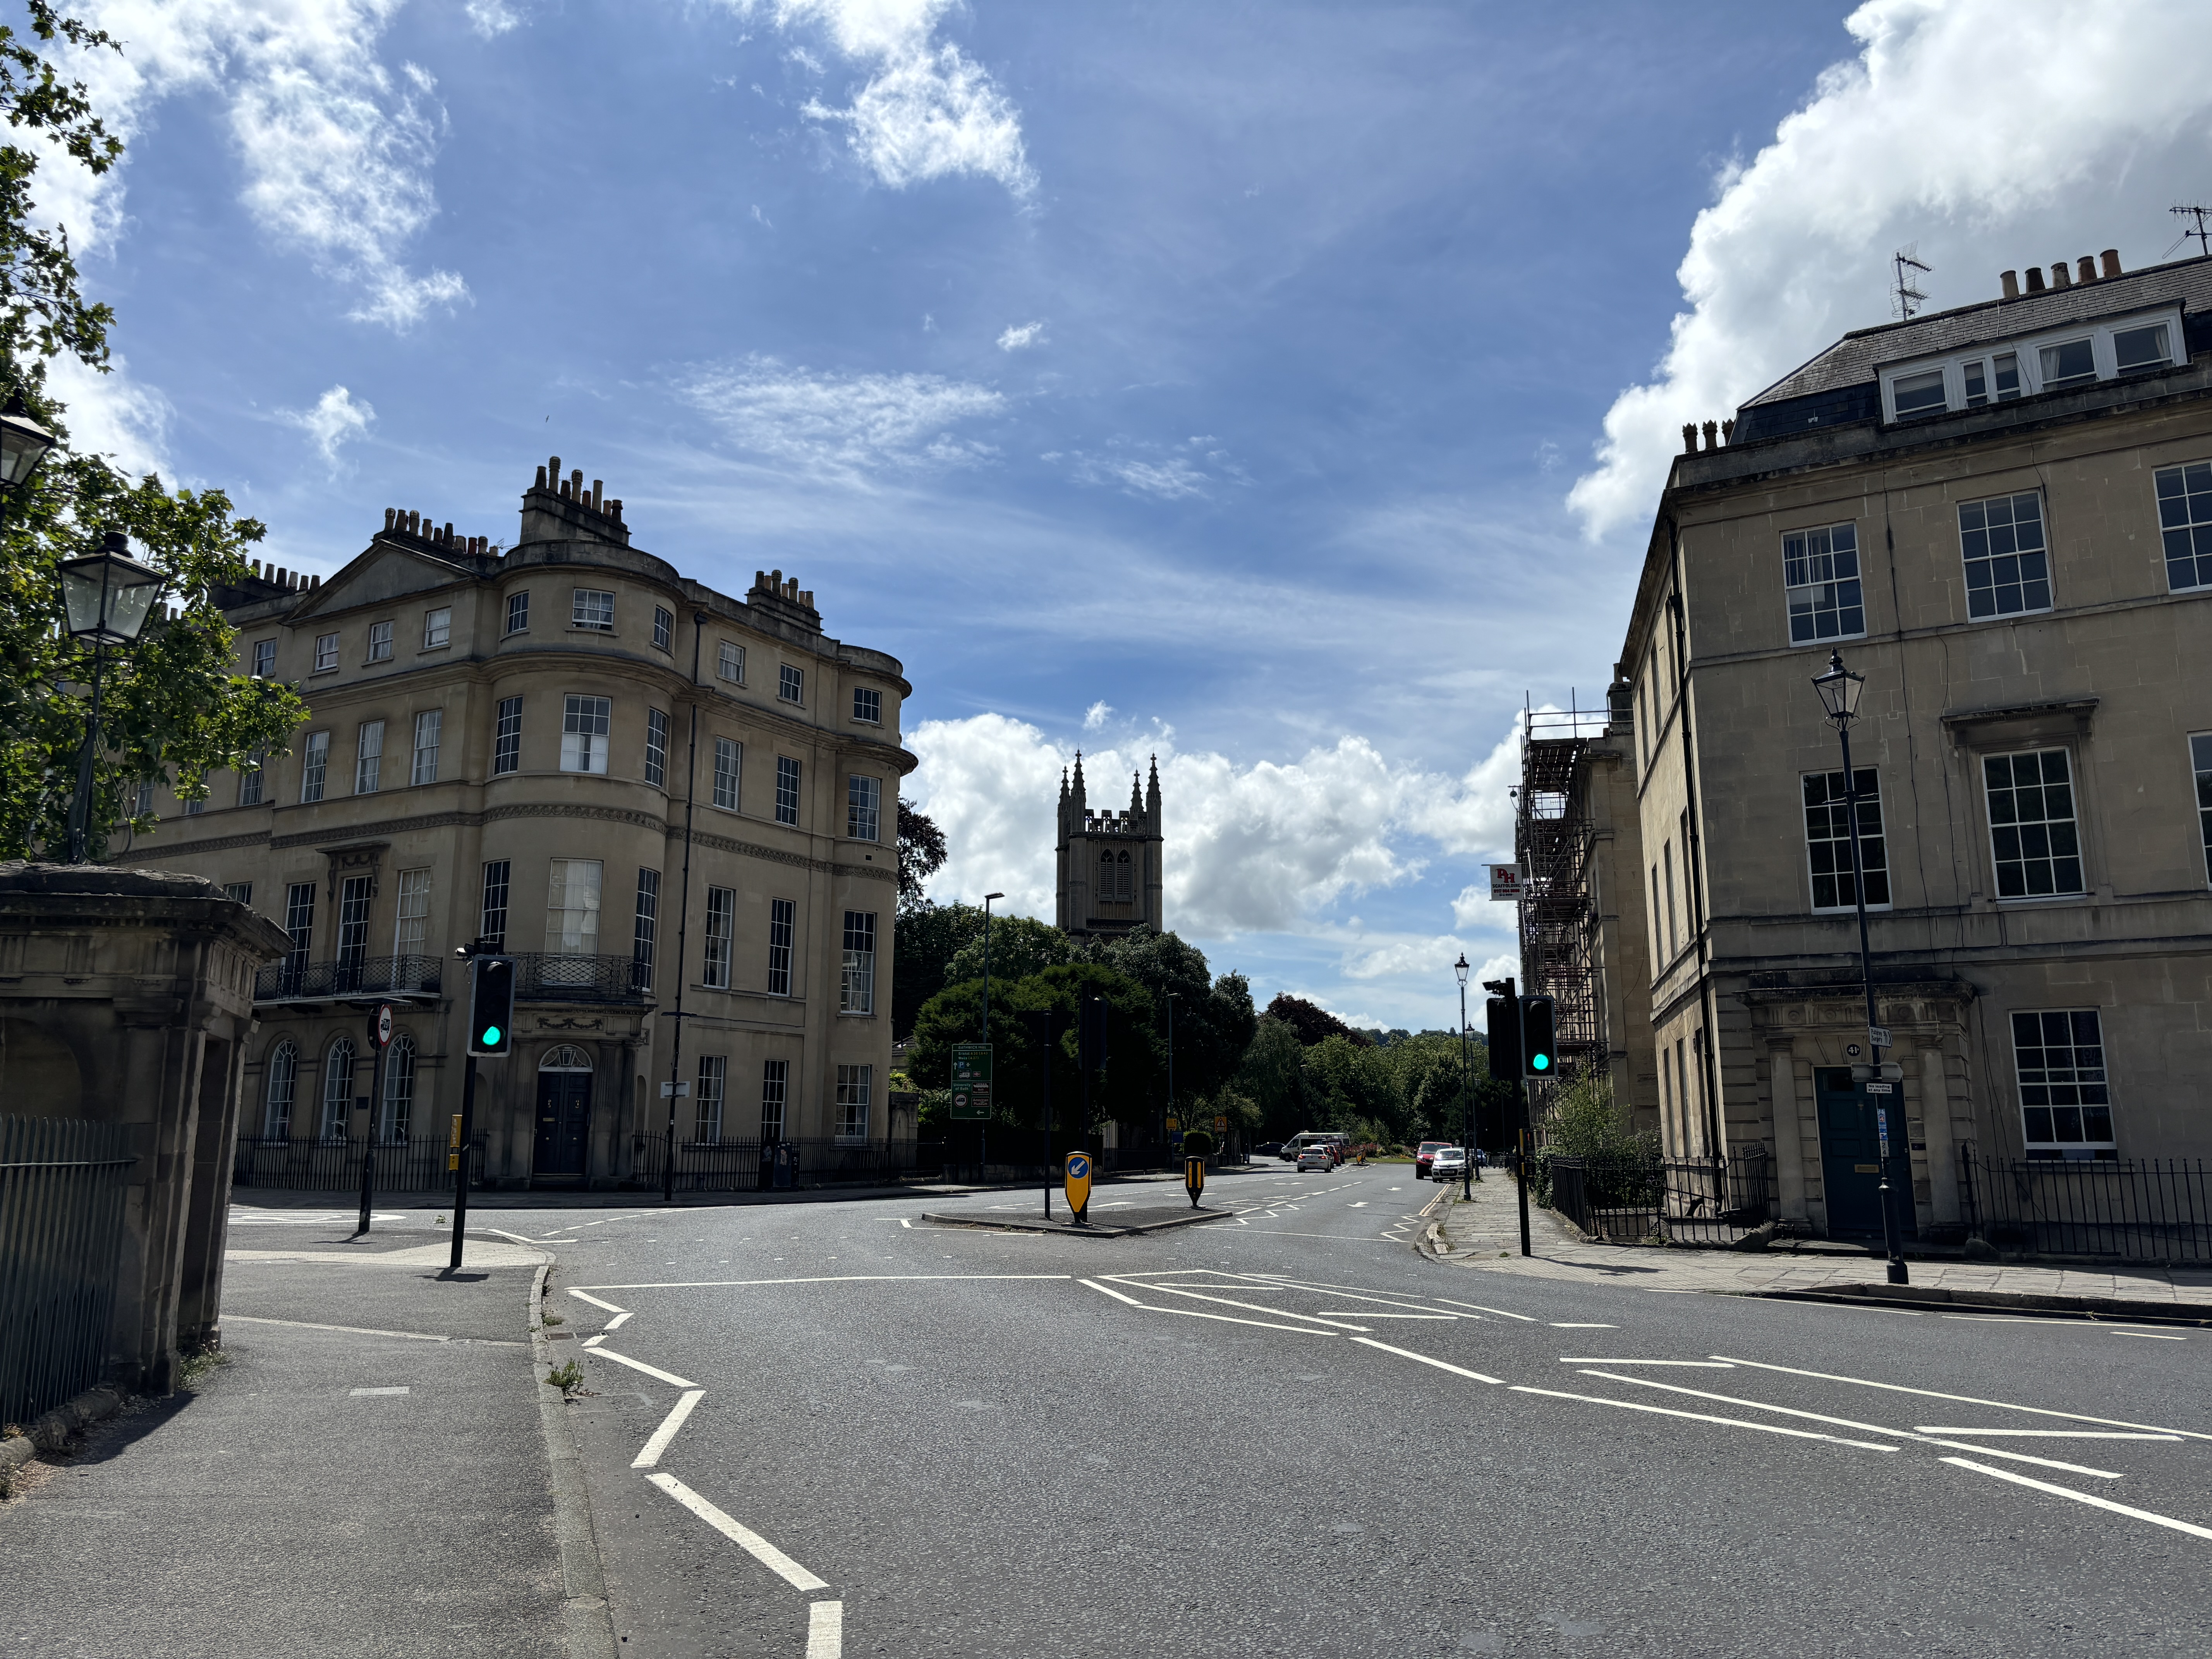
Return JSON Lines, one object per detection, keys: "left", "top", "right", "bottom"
{"left": 45, "top": 351, "right": 172, "bottom": 478}
{"left": 907, "top": 710, "right": 1527, "bottom": 937}
{"left": 996, "top": 320, "right": 1045, "bottom": 351}
{"left": 464, "top": 0, "right": 527, "bottom": 37}
{"left": 1568, "top": 0, "right": 2212, "bottom": 539}
{"left": 1082, "top": 700, "right": 1112, "bottom": 732}
{"left": 723, "top": 0, "right": 1034, "bottom": 195}
{"left": 280, "top": 383, "right": 375, "bottom": 469}
{"left": 680, "top": 354, "right": 1004, "bottom": 481}
{"left": 60, "top": 0, "right": 467, "bottom": 331}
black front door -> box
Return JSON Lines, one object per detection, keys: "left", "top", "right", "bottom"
{"left": 1815, "top": 1067, "right": 1883, "bottom": 1237}
{"left": 534, "top": 1070, "right": 592, "bottom": 1178}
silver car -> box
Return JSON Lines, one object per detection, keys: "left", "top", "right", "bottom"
{"left": 1296, "top": 1146, "right": 1334, "bottom": 1172}
{"left": 1430, "top": 1146, "right": 1469, "bottom": 1181}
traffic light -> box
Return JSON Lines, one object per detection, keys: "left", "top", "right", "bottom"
{"left": 1520, "top": 995, "right": 1557, "bottom": 1079}
{"left": 1485, "top": 988, "right": 1522, "bottom": 1080}
{"left": 1079, "top": 994, "right": 1109, "bottom": 1072}
{"left": 469, "top": 956, "right": 514, "bottom": 1057}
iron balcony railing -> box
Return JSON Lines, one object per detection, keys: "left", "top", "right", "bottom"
{"left": 1, "top": 1115, "right": 136, "bottom": 1426}
{"left": 511, "top": 952, "right": 654, "bottom": 1003}
{"left": 254, "top": 954, "right": 443, "bottom": 1004}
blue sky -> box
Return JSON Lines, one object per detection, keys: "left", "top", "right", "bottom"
{"left": 48, "top": 0, "right": 2212, "bottom": 1030}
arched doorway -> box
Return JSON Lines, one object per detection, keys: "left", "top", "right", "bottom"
{"left": 534, "top": 1044, "right": 594, "bottom": 1180}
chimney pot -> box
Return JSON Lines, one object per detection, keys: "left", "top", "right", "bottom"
{"left": 2025, "top": 266, "right": 2047, "bottom": 294}
{"left": 770, "top": 568, "right": 783, "bottom": 590}
{"left": 570, "top": 469, "right": 582, "bottom": 496}
{"left": 2000, "top": 269, "right": 2020, "bottom": 300}
{"left": 2077, "top": 255, "right": 2097, "bottom": 285}
{"left": 755, "top": 570, "right": 767, "bottom": 590}
{"left": 443, "top": 521, "right": 455, "bottom": 542}
{"left": 1700, "top": 419, "right": 1718, "bottom": 452}
{"left": 1681, "top": 422, "right": 1698, "bottom": 455}
{"left": 549, "top": 455, "right": 560, "bottom": 481}
{"left": 535, "top": 465, "right": 547, "bottom": 488}
{"left": 609, "top": 499, "right": 622, "bottom": 520}
{"left": 2050, "top": 262, "right": 2071, "bottom": 289}
{"left": 591, "top": 479, "right": 603, "bottom": 511}
{"left": 1721, "top": 417, "right": 1735, "bottom": 444}
{"left": 309, "top": 575, "right": 320, "bottom": 589}
{"left": 384, "top": 507, "right": 396, "bottom": 530}
{"left": 798, "top": 590, "right": 813, "bottom": 609}
{"left": 2101, "top": 248, "right": 2123, "bottom": 278}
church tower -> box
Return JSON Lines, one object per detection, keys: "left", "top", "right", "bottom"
{"left": 1056, "top": 753, "right": 1165, "bottom": 938}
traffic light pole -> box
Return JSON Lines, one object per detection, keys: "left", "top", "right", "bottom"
{"left": 1516, "top": 1121, "right": 1532, "bottom": 1257}
{"left": 358, "top": 1038, "right": 386, "bottom": 1237}
{"left": 448, "top": 1055, "right": 476, "bottom": 1275}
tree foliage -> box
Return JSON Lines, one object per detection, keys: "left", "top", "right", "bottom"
{"left": 896, "top": 799, "right": 944, "bottom": 909}
{"left": 0, "top": 7, "right": 305, "bottom": 859}
{"left": 892, "top": 900, "right": 983, "bottom": 1040}
{"left": 942, "top": 912, "right": 1081, "bottom": 989}
{"left": 1264, "top": 992, "right": 1371, "bottom": 1048}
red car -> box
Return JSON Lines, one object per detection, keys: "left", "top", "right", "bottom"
{"left": 1415, "top": 1140, "right": 1453, "bottom": 1178}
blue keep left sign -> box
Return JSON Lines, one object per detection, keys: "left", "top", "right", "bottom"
{"left": 1064, "top": 1151, "right": 1092, "bottom": 1212}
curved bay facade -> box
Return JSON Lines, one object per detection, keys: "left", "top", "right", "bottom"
{"left": 131, "top": 460, "right": 915, "bottom": 1188}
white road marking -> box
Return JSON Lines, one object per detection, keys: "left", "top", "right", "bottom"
{"left": 898, "top": 1219, "right": 915, "bottom": 1229}
{"left": 1100, "top": 1279, "right": 1373, "bottom": 1331}
{"left": 1348, "top": 1202, "right": 1368, "bottom": 1208}
{"left": 1078, "top": 1278, "right": 1335, "bottom": 1335}
{"left": 1915, "top": 1429, "right": 2182, "bottom": 1440}
{"left": 1942, "top": 1458, "right": 2212, "bottom": 1541}
{"left": 1712, "top": 1355, "right": 2212, "bottom": 1441}
{"left": 566, "top": 1289, "right": 627, "bottom": 1313}
{"left": 349, "top": 1386, "right": 409, "bottom": 1396}
{"left": 1192, "top": 1226, "right": 1396, "bottom": 1242}
{"left": 1435, "top": 1298, "right": 1538, "bottom": 1322}
{"left": 581, "top": 1334, "right": 605, "bottom": 1348}
{"left": 2112, "top": 1332, "right": 2188, "bottom": 1341}
{"left": 1579, "top": 1373, "right": 2125, "bottom": 1478}
{"left": 571, "top": 1274, "right": 1074, "bottom": 1291}
{"left": 591, "top": 1346, "right": 699, "bottom": 1389}
{"left": 1352, "top": 1337, "right": 1502, "bottom": 1384}
{"left": 1560, "top": 1358, "right": 1732, "bottom": 1367}
{"left": 603, "top": 1310, "right": 633, "bottom": 1331}
{"left": 1513, "top": 1385, "right": 1897, "bottom": 1452}
{"left": 1551, "top": 1322, "right": 1615, "bottom": 1328}
{"left": 646, "top": 1473, "right": 830, "bottom": 1590}
{"left": 1313, "top": 1310, "right": 1457, "bottom": 1320}
{"left": 807, "top": 1600, "right": 843, "bottom": 1658}
{"left": 632, "top": 1389, "right": 706, "bottom": 1468}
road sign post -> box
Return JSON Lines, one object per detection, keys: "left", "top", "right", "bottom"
{"left": 1064, "top": 1150, "right": 1092, "bottom": 1225}
{"left": 1516, "top": 1124, "right": 1532, "bottom": 1257}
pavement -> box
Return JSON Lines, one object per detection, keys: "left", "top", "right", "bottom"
{"left": 0, "top": 1212, "right": 571, "bottom": 1659}
{"left": 9, "top": 1164, "right": 2212, "bottom": 1657}
{"left": 1426, "top": 1169, "right": 2212, "bottom": 1310}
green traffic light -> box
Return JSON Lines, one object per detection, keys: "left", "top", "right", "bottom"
{"left": 1532, "top": 1053, "right": 1549, "bottom": 1070}
{"left": 482, "top": 1025, "right": 501, "bottom": 1045}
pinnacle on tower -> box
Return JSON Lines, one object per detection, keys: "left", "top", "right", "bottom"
{"left": 1130, "top": 771, "right": 1143, "bottom": 816}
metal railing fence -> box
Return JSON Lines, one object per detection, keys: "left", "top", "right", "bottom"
{"left": 231, "top": 1134, "right": 485, "bottom": 1194}
{"left": 1958, "top": 1146, "right": 2212, "bottom": 1262}
{"left": 512, "top": 953, "right": 653, "bottom": 1003}
{"left": 1542, "top": 1146, "right": 1772, "bottom": 1245}
{"left": 0, "top": 1115, "right": 135, "bottom": 1427}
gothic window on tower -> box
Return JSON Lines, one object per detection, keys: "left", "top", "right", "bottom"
{"left": 1098, "top": 846, "right": 1134, "bottom": 903}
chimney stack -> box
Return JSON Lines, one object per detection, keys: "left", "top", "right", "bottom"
{"left": 2000, "top": 269, "right": 2020, "bottom": 300}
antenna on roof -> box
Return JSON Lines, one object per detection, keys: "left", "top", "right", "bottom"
{"left": 2171, "top": 204, "right": 2212, "bottom": 258}
{"left": 1891, "top": 244, "right": 1931, "bottom": 320}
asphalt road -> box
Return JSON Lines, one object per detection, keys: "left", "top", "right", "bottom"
{"left": 479, "top": 1161, "right": 2212, "bottom": 1659}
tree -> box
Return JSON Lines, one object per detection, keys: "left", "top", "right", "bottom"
{"left": 1087, "top": 925, "right": 1255, "bottom": 1117}
{"left": 941, "top": 912, "right": 1080, "bottom": 989}
{"left": 905, "top": 960, "right": 1156, "bottom": 1137}
{"left": 1234, "top": 1015, "right": 1314, "bottom": 1140}
{"left": 1264, "top": 992, "right": 1371, "bottom": 1048}
{"left": 896, "top": 799, "right": 944, "bottom": 910}
{"left": 0, "top": 7, "right": 304, "bottom": 859}
{"left": 892, "top": 901, "right": 983, "bottom": 1040}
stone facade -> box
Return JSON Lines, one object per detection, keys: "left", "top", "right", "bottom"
{"left": 1055, "top": 753, "right": 1164, "bottom": 939}
{"left": 122, "top": 460, "right": 915, "bottom": 1187}
{"left": 1614, "top": 249, "right": 2212, "bottom": 1240}
{"left": 0, "top": 864, "right": 292, "bottom": 1384}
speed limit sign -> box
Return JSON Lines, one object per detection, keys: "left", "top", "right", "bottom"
{"left": 369, "top": 1003, "right": 394, "bottom": 1049}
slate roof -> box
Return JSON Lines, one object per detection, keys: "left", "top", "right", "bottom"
{"left": 1742, "top": 252, "right": 2212, "bottom": 408}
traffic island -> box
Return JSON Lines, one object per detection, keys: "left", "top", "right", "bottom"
{"left": 919, "top": 1204, "right": 1235, "bottom": 1237}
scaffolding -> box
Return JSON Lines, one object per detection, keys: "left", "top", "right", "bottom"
{"left": 1516, "top": 692, "right": 1611, "bottom": 1123}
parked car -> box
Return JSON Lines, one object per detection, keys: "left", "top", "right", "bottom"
{"left": 1254, "top": 1142, "right": 1284, "bottom": 1159}
{"left": 1415, "top": 1139, "right": 1453, "bottom": 1178}
{"left": 1430, "top": 1146, "right": 1469, "bottom": 1182}
{"left": 1297, "top": 1146, "right": 1334, "bottom": 1172}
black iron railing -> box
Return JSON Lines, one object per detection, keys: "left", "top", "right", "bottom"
{"left": 630, "top": 1134, "right": 919, "bottom": 1192}
{"left": 1542, "top": 1146, "right": 1772, "bottom": 1245}
{"left": 254, "top": 955, "right": 443, "bottom": 1003}
{"left": 231, "top": 1134, "right": 486, "bottom": 1194}
{"left": 0, "top": 1115, "right": 135, "bottom": 1425}
{"left": 1958, "top": 1146, "right": 2212, "bottom": 1262}
{"left": 511, "top": 953, "right": 653, "bottom": 1003}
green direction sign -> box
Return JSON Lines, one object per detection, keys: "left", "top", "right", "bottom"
{"left": 950, "top": 1043, "right": 992, "bottom": 1120}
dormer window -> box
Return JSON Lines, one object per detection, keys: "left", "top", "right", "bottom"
{"left": 1881, "top": 306, "right": 2183, "bottom": 422}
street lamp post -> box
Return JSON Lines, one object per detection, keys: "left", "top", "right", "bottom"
{"left": 1810, "top": 649, "right": 1909, "bottom": 1286}
{"left": 1454, "top": 954, "right": 1475, "bottom": 1198}
{"left": 1163, "top": 991, "right": 1176, "bottom": 1161}
{"left": 982, "top": 891, "right": 1003, "bottom": 1182}
{"left": 58, "top": 529, "right": 167, "bottom": 863}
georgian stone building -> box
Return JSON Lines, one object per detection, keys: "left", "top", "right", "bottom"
{"left": 1054, "top": 753, "right": 1164, "bottom": 939}
{"left": 125, "top": 459, "right": 915, "bottom": 1187}
{"left": 1615, "top": 247, "right": 2212, "bottom": 1240}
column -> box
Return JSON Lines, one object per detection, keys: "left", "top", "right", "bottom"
{"left": 1768, "top": 1037, "right": 1806, "bottom": 1226}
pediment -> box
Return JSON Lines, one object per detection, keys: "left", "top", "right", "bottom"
{"left": 286, "top": 538, "right": 474, "bottom": 620}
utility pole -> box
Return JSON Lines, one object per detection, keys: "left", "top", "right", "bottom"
{"left": 981, "top": 892, "right": 1002, "bottom": 1181}
{"left": 663, "top": 615, "right": 707, "bottom": 1204}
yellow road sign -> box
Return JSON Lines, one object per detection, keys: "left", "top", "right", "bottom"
{"left": 1064, "top": 1150, "right": 1092, "bottom": 1216}
{"left": 1184, "top": 1156, "right": 1206, "bottom": 1208}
